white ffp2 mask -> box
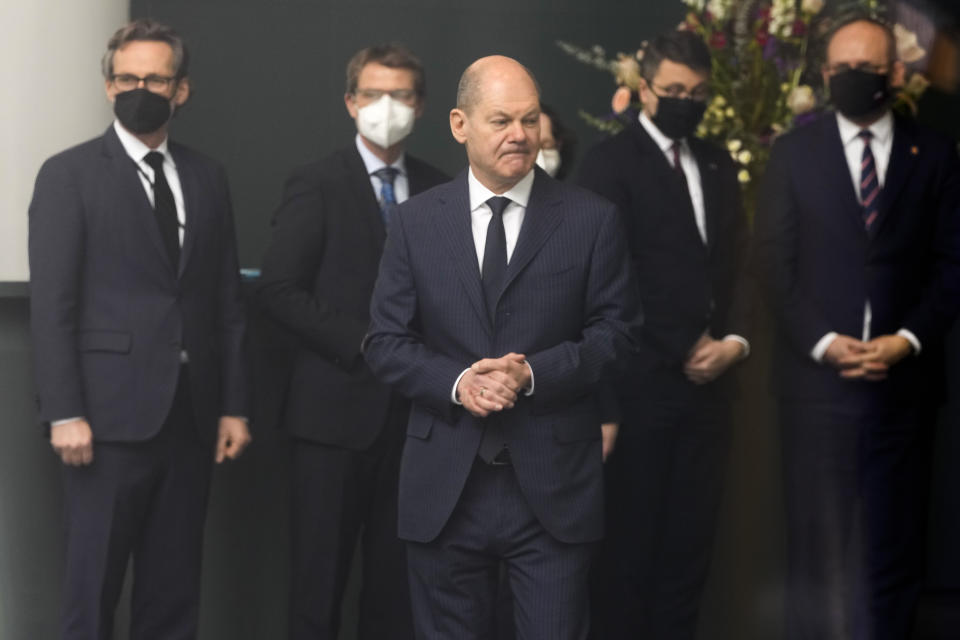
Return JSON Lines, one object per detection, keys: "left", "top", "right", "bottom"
{"left": 356, "top": 95, "right": 416, "bottom": 148}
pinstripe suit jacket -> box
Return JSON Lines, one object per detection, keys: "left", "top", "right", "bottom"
{"left": 363, "top": 167, "right": 642, "bottom": 544}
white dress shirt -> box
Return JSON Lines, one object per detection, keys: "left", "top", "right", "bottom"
{"left": 638, "top": 112, "right": 750, "bottom": 356}
{"left": 450, "top": 168, "right": 537, "bottom": 403}
{"left": 114, "top": 121, "right": 186, "bottom": 245}
{"left": 810, "top": 112, "right": 920, "bottom": 361}
{"left": 355, "top": 134, "right": 410, "bottom": 204}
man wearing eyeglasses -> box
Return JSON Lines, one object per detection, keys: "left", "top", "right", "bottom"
{"left": 28, "top": 19, "right": 249, "bottom": 640}
{"left": 578, "top": 29, "right": 752, "bottom": 639}
{"left": 256, "top": 44, "right": 447, "bottom": 640}
{"left": 754, "top": 14, "right": 960, "bottom": 640}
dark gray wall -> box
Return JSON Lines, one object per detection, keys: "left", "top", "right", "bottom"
{"left": 130, "top": 0, "right": 685, "bottom": 268}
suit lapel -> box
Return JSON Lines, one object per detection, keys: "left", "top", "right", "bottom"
{"left": 819, "top": 116, "right": 870, "bottom": 235}
{"left": 691, "top": 141, "right": 721, "bottom": 254}
{"left": 502, "top": 170, "right": 563, "bottom": 295}
{"left": 343, "top": 146, "right": 388, "bottom": 253}
{"left": 435, "top": 172, "right": 491, "bottom": 334}
{"left": 872, "top": 117, "right": 919, "bottom": 238}
{"left": 102, "top": 127, "right": 175, "bottom": 274}
{"left": 171, "top": 144, "right": 197, "bottom": 278}
{"left": 631, "top": 125, "right": 705, "bottom": 250}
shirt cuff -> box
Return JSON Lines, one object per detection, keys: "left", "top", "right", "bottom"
{"left": 524, "top": 361, "right": 535, "bottom": 396}
{"left": 811, "top": 332, "right": 838, "bottom": 363}
{"left": 51, "top": 417, "right": 84, "bottom": 426}
{"left": 452, "top": 368, "right": 470, "bottom": 404}
{"left": 721, "top": 334, "right": 750, "bottom": 359}
{"left": 896, "top": 328, "right": 921, "bottom": 355}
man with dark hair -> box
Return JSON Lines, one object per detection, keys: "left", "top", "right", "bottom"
{"left": 578, "top": 29, "right": 752, "bottom": 639}
{"left": 256, "top": 42, "right": 447, "bottom": 640}
{"left": 364, "top": 54, "right": 641, "bottom": 640}
{"left": 29, "top": 18, "right": 250, "bottom": 640}
{"left": 754, "top": 15, "right": 960, "bottom": 640}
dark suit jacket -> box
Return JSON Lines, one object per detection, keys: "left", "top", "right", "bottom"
{"left": 753, "top": 113, "right": 960, "bottom": 406}
{"left": 578, "top": 123, "right": 751, "bottom": 400}
{"left": 363, "top": 167, "right": 642, "bottom": 544}
{"left": 256, "top": 145, "right": 448, "bottom": 450}
{"left": 28, "top": 125, "right": 247, "bottom": 442}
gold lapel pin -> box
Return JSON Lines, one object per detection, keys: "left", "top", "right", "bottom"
{"left": 911, "top": 146, "right": 919, "bottom": 155}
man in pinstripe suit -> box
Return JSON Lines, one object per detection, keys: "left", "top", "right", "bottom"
{"left": 363, "top": 56, "right": 642, "bottom": 639}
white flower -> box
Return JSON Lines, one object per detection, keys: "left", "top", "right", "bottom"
{"left": 682, "top": 0, "right": 707, "bottom": 10}
{"left": 738, "top": 169, "right": 751, "bottom": 184}
{"left": 737, "top": 150, "right": 753, "bottom": 165}
{"left": 706, "top": 0, "right": 731, "bottom": 21}
{"left": 903, "top": 72, "right": 930, "bottom": 96}
{"left": 894, "top": 24, "right": 926, "bottom": 64}
{"left": 787, "top": 85, "right": 816, "bottom": 115}
{"left": 801, "top": 0, "right": 824, "bottom": 14}
{"left": 727, "top": 139, "right": 742, "bottom": 153}
{"left": 725, "top": 107, "right": 735, "bottom": 118}
{"left": 713, "top": 95, "right": 727, "bottom": 108}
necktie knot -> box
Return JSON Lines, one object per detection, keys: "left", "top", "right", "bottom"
{"left": 373, "top": 167, "right": 399, "bottom": 205}
{"left": 487, "top": 196, "right": 511, "bottom": 218}
{"left": 671, "top": 143, "right": 683, "bottom": 170}
{"left": 858, "top": 130, "right": 873, "bottom": 142}
{"left": 144, "top": 151, "right": 165, "bottom": 172}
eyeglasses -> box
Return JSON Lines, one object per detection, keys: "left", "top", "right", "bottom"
{"left": 647, "top": 80, "right": 710, "bottom": 102}
{"left": 111, "top": 74, "right": 177, "bottom": 93}
{"left": 354, "top": 88, "right": 417, "bottom": 103}
{"left": 824, "top": 62, "right": 890, "bottom": 75}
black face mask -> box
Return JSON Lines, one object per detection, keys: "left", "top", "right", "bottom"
{"left": 651, "top": 96, "right": 707, "bottom": 140}
{"left": 829, "top": 69, "right": 892, "bottom": 120}
{"left": 113, "top": 88, "right": 173, "bottom": 134}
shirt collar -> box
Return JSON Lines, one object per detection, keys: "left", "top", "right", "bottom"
{"left": 639, "top": 111, "right": 681, "bottom": 153}
{"left": 113, "top": 120, "right": 173, "bottom": 166}
{"left": 836, "top": 110, "right": 893, "bottom": 147}
{"left": 467, "top": 167, "right": 535, "bottom": 212}
{"left": 355, "top": 133, "right": 406, "bottom": 176}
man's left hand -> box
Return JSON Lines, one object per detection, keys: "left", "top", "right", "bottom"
{"left": 683, "top": 337, "right": 745, "bottom": 385}
{"left": 215, "top": 416, "right": 251, "bottom": 463}
{"left": 840, "top": 334, "right": 912, "bottom": 381}
{"left": 471, "top": 352, "right": 532, "bottom": 393}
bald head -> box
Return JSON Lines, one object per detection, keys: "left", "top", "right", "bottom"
{"left": 449, "top": 55, "right": 542, "bottom": 193}
{"left": 456, "top": 55, "right": 541, "bottom": 113}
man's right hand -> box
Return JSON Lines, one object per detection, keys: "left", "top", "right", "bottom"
{"left": 456, "top": 369, "right": 519, "bottom": 418}
{"left": 51, "top": 419, "right": 94, "bottom": 466}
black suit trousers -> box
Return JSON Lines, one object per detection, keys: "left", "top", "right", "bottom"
{"left": 593, "top": 379, "right": 731, "bottom": 640}
{"left": 288, "top": 400, "right": 413, "bottom": 640}
{"left": 780, "top": 400, "right": 933, "bottom": 640}
{"left": 59, "top": 367, "right": 212, "bottom": 640}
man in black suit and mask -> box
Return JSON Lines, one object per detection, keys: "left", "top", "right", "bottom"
{"left": 579, "top": 29, "right": 752, "bottom": 640}
{"left": 29, "top": 19, "right": 250, "bottom": 640}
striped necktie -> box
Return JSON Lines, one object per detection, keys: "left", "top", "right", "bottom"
{"left": 858, "top": 130, "right": 881, "bottom": 230}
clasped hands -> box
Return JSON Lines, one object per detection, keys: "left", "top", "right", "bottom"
{"left": 823, "top": 334, "right": 912, "bottom": 381}
{"left": 457, "top": 352, "right": 531, "bottom": 418}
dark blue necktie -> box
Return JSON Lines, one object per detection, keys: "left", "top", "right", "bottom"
{"left": 372, "top": 167, "right": 399, "bottom": 225}
{"left": 481, "top": 196, "right": 510, "bottom": 323}
{"left": 143, "top": 151, "right": 180, "bottom": 267}
{"left": 858, "top": 130, "right": 881, "bottom": 230}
